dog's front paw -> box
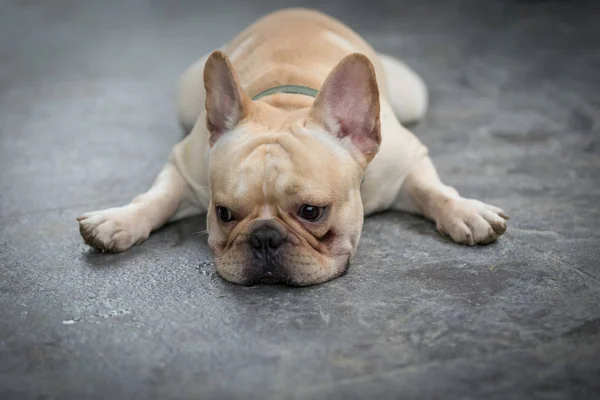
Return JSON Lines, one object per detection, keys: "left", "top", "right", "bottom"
{"left": 435, "top": 198, "right": 509, "bottom": 245}
{"left": 77, "top": 205, "right": 150, "bottom": 252}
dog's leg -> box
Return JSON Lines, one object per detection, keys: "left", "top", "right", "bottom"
{"left": 392, "top": 156, "right": 509, "bottom": 245}
{"left": 377, "top": 52, "right": 428, "bottom": 125}
{"left": 375, "top": 55, "right": 507, "bottom": 244}
{"left": 77, "top": 162, "right": 203, "bottom": 252}
{"left": 78, "top": 48, "right": 215, "bottom": 253}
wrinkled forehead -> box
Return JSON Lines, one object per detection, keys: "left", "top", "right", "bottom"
{"left": 209, "top": 126, "right": 355, "bottom": 204}
{"left": 236, "top": 142, "right": 288, "bottom": 199}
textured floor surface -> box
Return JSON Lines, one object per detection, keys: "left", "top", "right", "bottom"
{"left": 1, "top": 0, "right": 600, "bottom": 399}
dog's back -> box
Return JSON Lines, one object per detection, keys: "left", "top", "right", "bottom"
{"left": 177, "top": 8, "right": 427, "bottom": 133}
{"left": 223, "top": 9, "right": 385, "bottom": 97}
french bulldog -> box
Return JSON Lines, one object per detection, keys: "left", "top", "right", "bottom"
{"left": 78, "top": 8, "right": 508, "bottom": 286}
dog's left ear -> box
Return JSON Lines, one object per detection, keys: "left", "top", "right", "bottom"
{"left": 309, "top": 53, "right": 381, "bottom": 166}
{"left": 204, "top": 51, "right": 251, "bottom": 146}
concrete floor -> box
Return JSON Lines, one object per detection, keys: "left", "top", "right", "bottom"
{"left": 1, "top": 0, "right": 600, "bottom": 398}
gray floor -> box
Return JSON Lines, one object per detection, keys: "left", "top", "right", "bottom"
{"left": 1, "top": 0, "right": 600, "bottom": 398}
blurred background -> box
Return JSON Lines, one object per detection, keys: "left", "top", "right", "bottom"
{"left": 1, "top": 1, "right": 599, "bottom": 399}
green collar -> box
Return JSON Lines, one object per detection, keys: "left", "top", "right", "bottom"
{"left": 252, "top": 85, "right": 318, "bottom": 101}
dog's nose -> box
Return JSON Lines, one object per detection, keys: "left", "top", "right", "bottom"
{"left": 249, "top": 226, "right": 284, "bottom": 251}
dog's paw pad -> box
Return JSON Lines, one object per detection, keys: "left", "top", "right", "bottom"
{"left": 77, "top": 206, "right": 149, "bottom": 252}
{"left": 436, "top": 198, "right": 508, "bottom": 246}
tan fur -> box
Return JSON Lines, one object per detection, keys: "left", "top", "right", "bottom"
{"left": 78, "top": 8, "right": 508, "bottom": 286}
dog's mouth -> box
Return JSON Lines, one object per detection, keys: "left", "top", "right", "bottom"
{"left": 256, "top": 276, "right": 278, "bottom": 285}
{"left": 248, "top": 268, "right": 291, "bottom": 286}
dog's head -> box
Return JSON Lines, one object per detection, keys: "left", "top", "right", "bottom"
{"left": 203, "top": 51, "right": 381, "bottom": 286}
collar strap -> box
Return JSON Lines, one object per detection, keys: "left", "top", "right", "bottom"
{"left": 252, "top": 85, "right": 319, "bottom": 101}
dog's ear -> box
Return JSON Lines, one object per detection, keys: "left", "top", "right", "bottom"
{"left": 309, "top": 53, "right": 381, "bottom": 165}
{"left": 203, "top": 51, "right": 250, "bottom": 146}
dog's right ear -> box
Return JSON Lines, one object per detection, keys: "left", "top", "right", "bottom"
{"left": 203, "top": 51, "right": 250, "bottom": 146}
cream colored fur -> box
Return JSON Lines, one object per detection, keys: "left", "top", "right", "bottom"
{"left": 78, "top": 8, "right": 508, "bottom": 286}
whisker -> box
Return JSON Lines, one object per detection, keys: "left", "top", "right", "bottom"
{"left": 195, "top": 229, "right": 209, "bottom": 238}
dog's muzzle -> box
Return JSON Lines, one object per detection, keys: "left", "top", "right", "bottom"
{"left": 245, "top": 224, "right": 289, "bottom": 284}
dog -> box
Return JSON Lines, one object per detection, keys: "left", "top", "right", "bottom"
{"left": 77, "top": 8, "right": 508, "bottom": 286}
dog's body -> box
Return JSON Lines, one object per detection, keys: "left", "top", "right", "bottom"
{"left": 78, "top": 9, "right": 508, "bottom": 285}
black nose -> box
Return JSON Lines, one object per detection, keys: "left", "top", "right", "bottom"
{"left": 249, "top": 226, "right": 284, "bottom": 251}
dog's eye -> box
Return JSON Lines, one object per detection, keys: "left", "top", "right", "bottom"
{"left": 216, "top": 206, "right": 234, "bottom": 222}
{"left": 298, "top": 205, "right": 324, "bottom": 221}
